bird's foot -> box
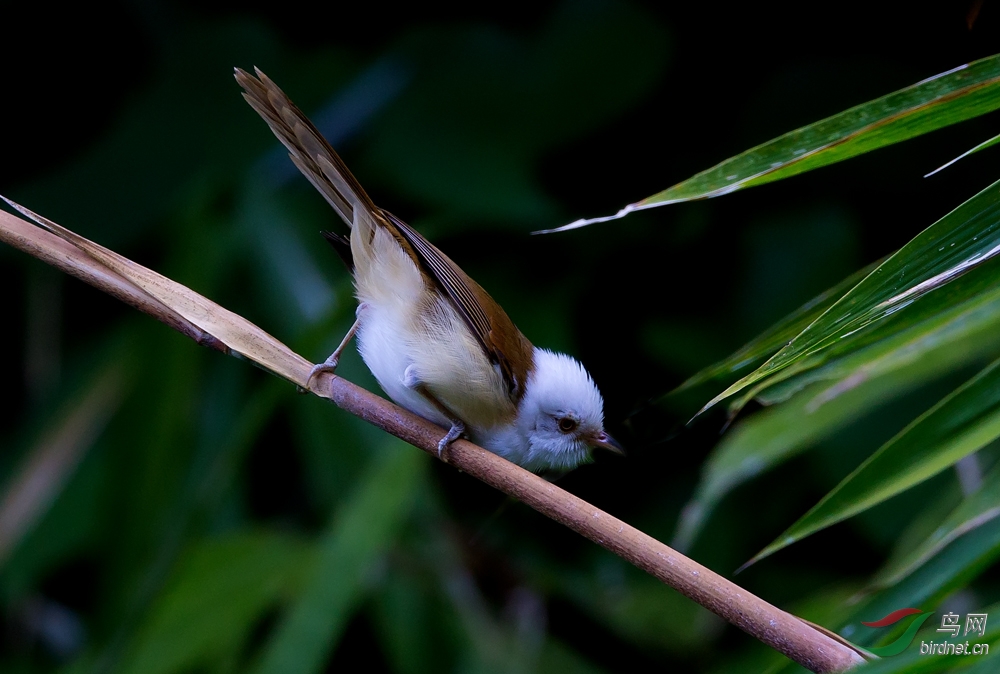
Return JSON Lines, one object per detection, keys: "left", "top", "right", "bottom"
{"left": 437, "top": 421, "right": 466, "bottom": 461}
{"left": 306, "top": 356, "right": 340, "bottom": 390}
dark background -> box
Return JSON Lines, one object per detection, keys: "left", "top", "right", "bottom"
{"left": 1, "top": 1, "right": 999, "bottom": 672}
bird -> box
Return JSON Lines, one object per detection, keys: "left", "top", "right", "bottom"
{"left": 235, "top": 67, "right": 622, "bottom": 472}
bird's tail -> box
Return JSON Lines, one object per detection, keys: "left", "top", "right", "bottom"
{"left": 235, "top": 67, "right": 378, "bottom": 230}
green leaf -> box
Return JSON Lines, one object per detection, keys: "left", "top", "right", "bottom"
{"left": 749, "top": 356, "right": 1000, "bottom": 566}
{"left": 722, "top": 247, "right": 1000, "bottom": 417}
{"left": 251, "top": 442, "right": 426, "bottom": 674}
{"left": 702, "top": 174, "right": 1000, "bottom": 415}
{"left": 120, "top": 531, "right": 314, "bottom": 674}
{"left": 673, "top": 263, "right": 1000, "bottom": 551}
{"left": 925, "top": 131, "right": 1000, "bottom": 177}
{"left": 552, "top": 54, "right": 1000, "bottom": 231}
{"left": 672, "top": 259, "right": 882, "bottom": 394}
{"left": 873, "top": 460, "right": 1000, "bottom": 588}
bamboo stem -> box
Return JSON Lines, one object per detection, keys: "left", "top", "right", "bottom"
{"left": 321, "top": 373, "right": 864, "bottom": 672}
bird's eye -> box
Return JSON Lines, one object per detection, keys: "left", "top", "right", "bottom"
{"left": 558, "top": 417, "right": 578, "bottom": 433}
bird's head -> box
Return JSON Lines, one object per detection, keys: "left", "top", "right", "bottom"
{"left": 516, "top": 348, "right": 623, "bottom": 472}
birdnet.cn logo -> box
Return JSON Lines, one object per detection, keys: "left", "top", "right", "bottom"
{"left": 859, "top": 608, "right": 989, "bottom": 656}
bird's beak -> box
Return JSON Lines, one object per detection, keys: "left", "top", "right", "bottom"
{"left": 588, "top": 430, "right": 625, "bottom": 456}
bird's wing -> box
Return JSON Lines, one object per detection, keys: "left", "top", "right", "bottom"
{"left": 384, "top": 212, "right": 534, "bottom": 399}
{"left": 237, "top": 67, "right": 535, "bottom": 399}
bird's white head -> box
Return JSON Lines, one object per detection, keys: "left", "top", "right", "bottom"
{"left": 515, "top": 348, "right": 623, "bottom": 472}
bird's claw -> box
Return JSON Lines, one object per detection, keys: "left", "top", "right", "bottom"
{"left": 437, "top": 421, "right": 465, "bottom": 461}
{"left": 306, "top": 357, "right": 339, "bottom": 390}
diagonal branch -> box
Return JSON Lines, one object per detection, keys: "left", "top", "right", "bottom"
{"left": 0, "top": 202, "right": 865, "bottom": 673}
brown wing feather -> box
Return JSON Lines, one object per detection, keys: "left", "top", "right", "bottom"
{"left": 236, "top": 67, "right": 535, "bottom": 399}
{"left": 384, "top": 213, "right": 535, "bottom": 399}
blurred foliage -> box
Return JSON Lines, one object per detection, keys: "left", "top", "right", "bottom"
{"left": 4, "top": 1, "right": 1000, "bottom": 673}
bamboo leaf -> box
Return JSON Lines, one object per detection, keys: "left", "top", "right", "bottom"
{"left": 749, "top": 357, "right": 1000, "bottom": 566}
{"left": 552, "top": 55, "right": 1000, "bottom": 231}
{"left": 673, "top": 262, "right": 1000, "bottom": 551}
{"left": 925, "top": 131, "right": 1000, "bottom": 177}
{"left": 120, "top": 532, "right": 314, "bottom": 674}
{"left": 252, "top": 442, "right": 425, "bottom": 674}
{"left": 673, "top": 259, "right": 881, "bottom": 394}
{"left": 873, "top": 461, "right": 1000, "bottom": 588}
{"left": 700, "top": 175, "right": 1000, "bottom": 415}
{"left": 844, "top": 554, "right": 1000, "bottom": 657}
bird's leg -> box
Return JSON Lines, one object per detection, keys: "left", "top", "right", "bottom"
{"left": 306, "top": 303, "right": 368, "bottom": 388}
{"left": 404, "top": 366, "right": 465, "bottom": 460}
